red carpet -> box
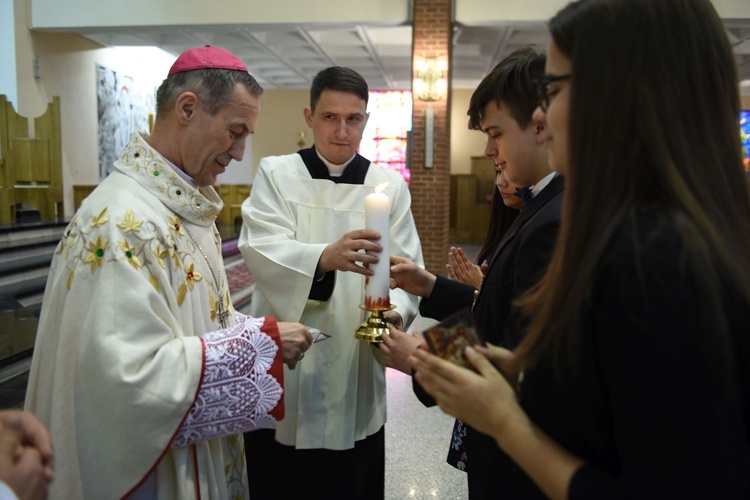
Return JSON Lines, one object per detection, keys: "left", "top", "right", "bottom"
{"left": 226, "top": 259, "right": 255, "bottom": 309}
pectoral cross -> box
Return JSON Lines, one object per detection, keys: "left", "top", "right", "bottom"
{"left": 217, "top": 299, "right": 230, "bottom": 329}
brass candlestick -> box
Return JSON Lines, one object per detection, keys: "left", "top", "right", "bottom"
{"left": 355, "top": 304, "right": 396, "bottom": 343}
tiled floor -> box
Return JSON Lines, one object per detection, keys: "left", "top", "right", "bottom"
{"left": 236, "top": 305, "right": 470, "bottom": 499}
{"left": 384, "top": 313, "right": 468, "bottom": 499}
{"left": 237, "top": 242, "right": 481, "bottom": 499}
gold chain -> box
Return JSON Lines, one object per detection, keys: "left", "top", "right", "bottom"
{"left": 182, "top": 222, "right": 230, "bottom": 328}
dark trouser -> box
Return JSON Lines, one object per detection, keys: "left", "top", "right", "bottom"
{"left": 244, "top": 427, "right": 385, "bottom": 500}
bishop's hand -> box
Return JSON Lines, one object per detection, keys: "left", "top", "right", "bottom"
{"left": 278, "top": 322, "right": 313, "bottom": 369}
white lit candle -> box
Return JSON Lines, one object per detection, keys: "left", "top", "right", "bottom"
{"left": 364, "top": 183, "right": 391, "bottom": 309}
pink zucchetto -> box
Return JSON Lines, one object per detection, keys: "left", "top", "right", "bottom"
{"left": 168, "top": 45, "right": 248, "bottom": 76}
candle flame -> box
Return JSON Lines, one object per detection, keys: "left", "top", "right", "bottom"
{"left": 375, "top": 182, "right": 389, "bottom": 194}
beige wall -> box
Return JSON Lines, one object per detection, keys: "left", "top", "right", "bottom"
{"left": 14, "top": 17, "right": 174, "bottom": 214}
{"left": 252, "top": 89, "right": 310, "bottom": 170}
{"left": 450, "top": 87, "right": 487, "bottom": 174}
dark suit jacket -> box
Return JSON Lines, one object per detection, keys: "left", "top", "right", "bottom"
{"left": 415, "top": 174, "right": 564, "bottom": 499}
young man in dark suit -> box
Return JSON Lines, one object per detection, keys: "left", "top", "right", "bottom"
{"left": 382, "top": 46, "right": 563, "bottom": 499}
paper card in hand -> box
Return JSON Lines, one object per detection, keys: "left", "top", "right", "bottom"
{"left": 422, "top": 308, "right": 485, "bottom": 368}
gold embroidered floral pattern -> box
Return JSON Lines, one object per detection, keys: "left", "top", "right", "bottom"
{"left": 177, "top": 283, "right": 188, "bottom": 306}
{"left": 168, "top": 216, "right": 185, "bottom": 236}
{"left": 185, "top": 263, "right": 204, "bottom": 291}
{"left": 83, "top": 236, "right": 108, "bottom": 272}
{"left": 116, "top": 210, "right": 144, "bottom": 233}
{"left": 154, "top": 245, "right": 169, "bottom": 269}
{"left": 149, "top": 274, "right": 160, "bottom": 292}
{"left": 119, "top": 240, "right": 142, "bottom": 269}
{"left": 91, "top": 208, "right": 109, "bottom": 228}
{"left": 57, "top": 133, "right": 228, "bottom": 323}
{"left": 170, "top": 244, "right": 183, "bottom": 270}
{"left": 209, "top": 292, "right": 220, "bottom": 322}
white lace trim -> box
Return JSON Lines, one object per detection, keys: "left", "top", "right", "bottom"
{"left": 172, "top": 314, "right": 282, "bottom": 447}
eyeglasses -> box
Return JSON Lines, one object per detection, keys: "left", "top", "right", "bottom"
{"left": 532, "top": 75, "right": 570, "bottom": 112}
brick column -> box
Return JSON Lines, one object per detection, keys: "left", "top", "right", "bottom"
{"left": 410, "top": 0, "right": 452, "bottom": 276}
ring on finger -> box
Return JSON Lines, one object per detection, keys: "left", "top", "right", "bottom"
{"left": 296, "top": 353, "right": 305, "bottom": 361}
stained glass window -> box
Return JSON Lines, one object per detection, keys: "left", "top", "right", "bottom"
{"left": 741, "top": 110, "right": 750, "bottom": 173}
{"left": 360, "top": 91, "right": 413, "bottom": 185}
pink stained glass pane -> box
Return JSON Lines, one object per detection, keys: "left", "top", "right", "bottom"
{"left": 360, "top": 91, "right": 413, "bottom": 185}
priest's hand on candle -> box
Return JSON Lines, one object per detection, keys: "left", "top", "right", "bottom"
{"left": 316, "top": 229, "right": 383, "bottom": 276}
{"left": 389, "top": 255, "right": 437, "bottom": 299}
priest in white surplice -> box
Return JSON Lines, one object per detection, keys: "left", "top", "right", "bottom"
{"left": 239, "top": 67, "right": 424, "bottom": 499}
{"left": 24, "top": 46, "right": 313, "bottom": 500}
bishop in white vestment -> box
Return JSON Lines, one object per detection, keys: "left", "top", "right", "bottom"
{"left": 25, "top": 133, "right": 288, "bottom": 499}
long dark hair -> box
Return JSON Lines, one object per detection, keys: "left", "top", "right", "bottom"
{"left": 516, "top": 0, "right": 750, "bottom": 370}
{"left": 476, "top": 189, "right": 519, "bottom": 266}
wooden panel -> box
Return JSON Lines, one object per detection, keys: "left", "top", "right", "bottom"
{"left": 0, "top": 96, "right": 9, "bottom": 189}
{"left": 49, "top": 187, "right": 63, "bottom": 218}
{"left": 0, "top": 95, "right": 62, "bottom": 222}
{"left": 0, "top": 96, "right": 30, "bottom": 191}
{"left": 218, "top": 184, "right": 252, "bottom": 228}
{"left": 15, "top": 187, "right": 51, "bottom": 216}
{"left": 450, "top": 172, "right": 493, "bottom": 245}
{"left": 0, "top": 188, "right": 15, "bottom": 223}
{"left": 14, "top": 186, "right": 62, "bottom": 219}
{"left": 451, "top": 174, "right": 477, "bottom": 243}
{"left": 73, "top": 185, "right": 98, "bottom": 212}
{"left": 34, "top": 97, "right": 62, "bottom": 189}
{"left": 14, "top": 139, "right": 51, "bottom": 183}
{"left": 469, "top": 156, "right": 495, "bottom": 243}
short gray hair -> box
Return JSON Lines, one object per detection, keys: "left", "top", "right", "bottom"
{"left": 155, "top": 69, "right": 264, "bottom": 118}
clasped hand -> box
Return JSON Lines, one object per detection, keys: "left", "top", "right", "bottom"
{"left": 0, "top": 410, "right": 54, "bottom": 500}
{"left": 446, "top": 247, "right": 486, "bottom": 290}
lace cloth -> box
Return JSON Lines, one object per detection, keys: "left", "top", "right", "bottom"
{"left": 173, "top": 314, "right": 283, "bottom": 446}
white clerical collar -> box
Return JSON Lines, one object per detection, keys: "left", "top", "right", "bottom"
{"left": 316, "top": 148, "right": 356, "bottom": 177}
{"left": 530, "top": 171, "right": 557, "bottom": 198}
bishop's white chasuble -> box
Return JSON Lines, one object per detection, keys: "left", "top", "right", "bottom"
{"left": 25, "top": 133, "right": 285, "bottom": 499}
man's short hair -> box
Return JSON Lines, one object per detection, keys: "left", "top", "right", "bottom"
{"left": 155, "top": 69, "right": 264, "bottom": 118}
{"left": 467, "top": 46, "right": 545, "bottom": 131}
{"left": 310, "top": 67, "right": 369, "bottom": 111}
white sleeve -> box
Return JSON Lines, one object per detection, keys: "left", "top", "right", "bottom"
{"left": 238, "top": 159, "right": 327, "bottom": 321}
